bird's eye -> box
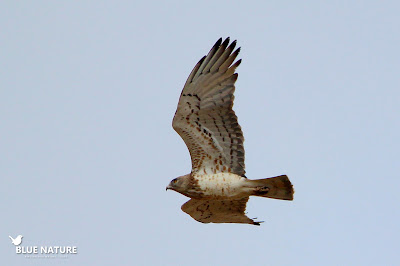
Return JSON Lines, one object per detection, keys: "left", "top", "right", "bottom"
{"left": 173, "top": 179, "right": 177, "bottom": 183}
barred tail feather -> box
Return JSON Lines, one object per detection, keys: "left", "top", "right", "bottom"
{"left": 248, "top": 175, "right": 294, "bottom": 200}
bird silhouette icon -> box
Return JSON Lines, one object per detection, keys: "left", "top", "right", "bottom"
{"left": 9, "top": 235, "right": 23, "bottom": 246}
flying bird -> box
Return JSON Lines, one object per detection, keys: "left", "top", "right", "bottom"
{"left": 167, "top": 38, "right": 294, "bottom": 225}
{"left": 9, "top": 235, "right": 23, "bottom": 246}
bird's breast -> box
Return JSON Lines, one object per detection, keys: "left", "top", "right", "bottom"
{"left": 193, "top": 173, "right": 247, "bottom": 199}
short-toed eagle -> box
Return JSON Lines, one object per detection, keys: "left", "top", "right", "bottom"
{"left": 167, "top": 38, "right": 294, "bottom": 225}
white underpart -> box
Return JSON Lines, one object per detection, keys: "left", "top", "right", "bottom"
{"left": 195, "top": 173, "right": 249, "bottom": 198}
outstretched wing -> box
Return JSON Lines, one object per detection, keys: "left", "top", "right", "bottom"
{"left": 181, "top": 198, "right": 261, "bottom": 225}
{"left": 172, "top": 38, "right": 245, "bottom": 176}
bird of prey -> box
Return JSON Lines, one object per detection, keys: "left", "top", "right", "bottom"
{"left": 167, "top": 38, "right": 294, "bottom": 225}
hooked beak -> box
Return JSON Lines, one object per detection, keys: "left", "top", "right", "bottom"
{"left": 166, "top": 184, "right": 172, "bottom": 191}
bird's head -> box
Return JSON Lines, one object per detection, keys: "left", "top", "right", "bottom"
{"left": 166, "top": 174, "right": 191, "bottom": 194}
{"left": 17, "top": 235, "right": 23, "bottom": 239}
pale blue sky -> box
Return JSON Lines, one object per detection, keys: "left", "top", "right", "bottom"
{"left": 2, "top": 1, "right": 399, "bottom": 265}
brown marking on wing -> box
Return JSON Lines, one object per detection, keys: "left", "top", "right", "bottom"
{"left": 181, "top": 197, "right": 261, "bottom": 225}
{"left": 172, "top": 38, "right": 245, "bottom": 176}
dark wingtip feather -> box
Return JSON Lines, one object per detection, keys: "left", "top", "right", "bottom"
{"left": 214, "top": 38, "right": 223, "bottom": 49}
{"left": 235, "top": 47, "right": 241, "bottom": 56}
{"left": 222, "top": 37, "right": 230, "bottom": 47}
{"left": 231, "top": 73, "right": 239, "bottom": 82}
{"left": 198, "top": 55, "right": 206, "bottom": 64}
{"left": 185, "top": 55, "right": 206, "bottom": 85}
{"left": 228, "top": 40, "right": 237, "bottom": 51}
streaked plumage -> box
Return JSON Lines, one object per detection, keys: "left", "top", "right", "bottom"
{"left": 167, "top": 38, "right": 294, "bottom": 225}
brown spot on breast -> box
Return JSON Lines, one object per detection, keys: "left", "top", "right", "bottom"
{"left": 180, "top": 174, "right": 204, "bottom": 199}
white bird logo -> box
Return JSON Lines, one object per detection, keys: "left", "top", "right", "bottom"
{"left": 9, "top": 235, "right": 23, "bottom": 246}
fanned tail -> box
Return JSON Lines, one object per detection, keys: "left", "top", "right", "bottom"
{"left": 248, "top": 175, "right": 294, "bottom": 200}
